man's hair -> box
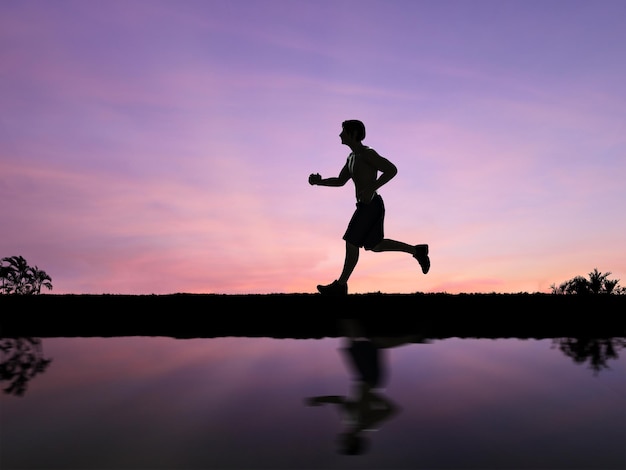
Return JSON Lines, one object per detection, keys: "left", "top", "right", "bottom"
{"left": 342, "top": 120, "right": 366, "bottom": 141}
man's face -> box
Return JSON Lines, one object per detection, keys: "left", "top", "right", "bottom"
{"left": 340, "top": 127, "right": 355, "bottom": 146}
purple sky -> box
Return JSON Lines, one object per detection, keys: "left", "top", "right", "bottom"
{"left": 2, "top": 0, "right": 625, "bottom": 294}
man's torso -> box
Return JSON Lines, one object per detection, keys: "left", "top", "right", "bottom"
{"left": 348, "top": 148, "right": 379, "bottom": 202}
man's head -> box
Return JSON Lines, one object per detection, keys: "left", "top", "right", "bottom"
{"left": 341, "top": 120, "right": 366, "bottom": 142}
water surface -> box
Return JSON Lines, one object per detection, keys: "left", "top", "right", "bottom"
{"left": 1, "top": 336, "right": 624, "bottom": 469}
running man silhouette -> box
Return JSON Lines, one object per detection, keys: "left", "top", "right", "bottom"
{"left": 309, "top": 119, "right": 430, "bottom": 295}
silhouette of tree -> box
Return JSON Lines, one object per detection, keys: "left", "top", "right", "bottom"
{"left": 0, "top": 255, "right": 52, "bottom": 295}
{"left": 28, "top": 265, "right": 53, "bottom": 295}
{"left": 0, "top": 338, "right": 53, "bottom": 396}
{"left": 551, "top": 337, "right": 625, "bottom": 376}
{"left": 550, "top": 268, "right": 624, "bottom": 295}
{"left": 588, "top": 268, "right": 610, "bottom": 294}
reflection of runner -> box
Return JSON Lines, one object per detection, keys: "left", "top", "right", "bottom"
{"left": 306, "top": 319, "right": 412, "bottom": 455}
{"left": 345, "top": 338, "right": 384, "bottom": 388}
{"left": 307, "top": 382, "right": 398, "bottom": 455}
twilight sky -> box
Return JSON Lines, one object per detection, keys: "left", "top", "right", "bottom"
{"left": 2, "top": 0, "right": 625, "bottom": 295}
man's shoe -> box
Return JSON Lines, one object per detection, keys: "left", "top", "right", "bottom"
{"left": 414, "top": 244, "right": 430, "bottom": 274}
{"left": 317, "top": 280, "right": 348, "bottom": 296}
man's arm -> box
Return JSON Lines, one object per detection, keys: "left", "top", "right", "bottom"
{"left": 364, "top": 149, "right": 398, "bottom": 192}
{"left": 309, "top": 164, "right": 351, "bottom": 187}
{"left": 354, "top": 149, "right": 398, "bottom": 202}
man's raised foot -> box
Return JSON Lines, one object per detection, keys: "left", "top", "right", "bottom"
{"left": 413, "top": 244, "right": 430, "bottom": 274}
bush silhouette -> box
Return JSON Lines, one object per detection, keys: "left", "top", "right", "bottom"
{"left": 551, "top": 268, "right": 624, "bottom": 295}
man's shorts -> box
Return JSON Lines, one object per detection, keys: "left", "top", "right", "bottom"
{"left": 343, "top": 194, "right": 385, "bottom": 249}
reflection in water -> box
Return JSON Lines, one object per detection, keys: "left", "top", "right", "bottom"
{"left": 306, "top": 318, "right": 427, "bottom": 455}
{"left": 0, "top": 334, "right": 622, "bottom": 401}
{"left": 0, "top": 337, "right": 52, "bottom": 396}
{"left": 1, "top": 333, "right": 624, "bottom": 469}
{"left": 552, "top": 337, "right": 625, "bottom": 375}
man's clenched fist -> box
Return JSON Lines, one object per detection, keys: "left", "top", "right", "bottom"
{"left": 309, "top": 173, "right": 322, "bottom": 185}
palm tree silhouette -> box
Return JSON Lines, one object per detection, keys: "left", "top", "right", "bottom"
{"left": 0, "top": 255, "right": 52, "bottom": 294}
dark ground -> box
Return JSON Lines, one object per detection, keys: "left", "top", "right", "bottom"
{"left": 1, "top": 293, "right": 624, "bottom": 340}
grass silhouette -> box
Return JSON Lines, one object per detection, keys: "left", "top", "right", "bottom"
{"left": 1, "top": 292, "right": 624, "bottom": 340}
